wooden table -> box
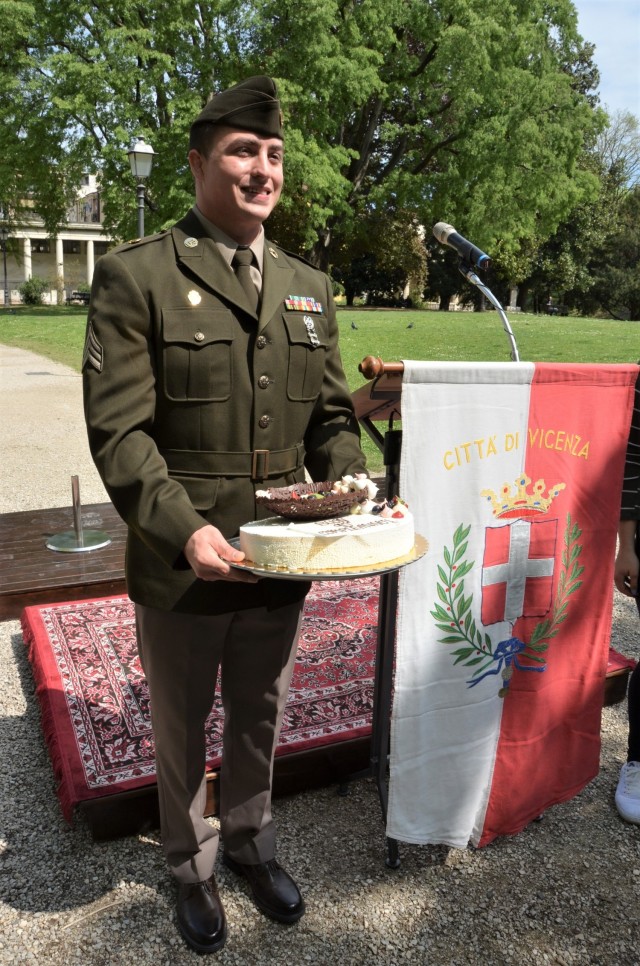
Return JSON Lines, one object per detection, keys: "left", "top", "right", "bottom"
{"left": 0, "top": 502, "right": 127, "bottom": 620}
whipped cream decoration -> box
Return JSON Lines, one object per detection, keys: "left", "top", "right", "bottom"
{"left": 330, "top": 473, "right": 378, "bottom": 501}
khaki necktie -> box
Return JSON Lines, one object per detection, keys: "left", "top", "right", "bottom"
{"left": 232, "top": 246, "right": 259, "bottom": 314}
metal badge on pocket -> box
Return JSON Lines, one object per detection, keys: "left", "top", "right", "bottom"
{"left": 303, "top": 315, "right": 320, "bottom": 347}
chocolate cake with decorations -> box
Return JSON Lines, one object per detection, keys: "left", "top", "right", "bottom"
{"left": 239, "top": 475, "right": 415, "bottom": 572}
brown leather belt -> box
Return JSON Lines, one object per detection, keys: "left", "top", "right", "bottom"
{"left": 159, "top": 444, "right": 304, "bottom": 482}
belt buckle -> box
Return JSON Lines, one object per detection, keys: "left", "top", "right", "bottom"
{"left": 251, "top": 449, "right": 270, "bottom": 481}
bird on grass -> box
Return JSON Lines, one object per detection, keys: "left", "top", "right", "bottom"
{"left": 351, "top": 321, "right": 358, "bottom": 330}
{"left": 407, "top": 321, "right": 414, "bottom": 329}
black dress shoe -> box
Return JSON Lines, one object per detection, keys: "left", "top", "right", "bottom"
{"left": 176, "top": 875, "right": 227, "bottom": 954}
{"left": 222, "top": 854, "right": 305, "bottom": 923}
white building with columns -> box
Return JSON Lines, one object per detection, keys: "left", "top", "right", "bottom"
{"left": 1, "top": 175, "right": 113, "bottom": 304}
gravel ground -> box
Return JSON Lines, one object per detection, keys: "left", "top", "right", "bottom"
{"left": 0, "top": 344, "right": 638, "bottom": 965}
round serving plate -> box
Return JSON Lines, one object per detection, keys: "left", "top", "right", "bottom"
{"left": 225, "top": 534, "right": 428, "bottom": 582}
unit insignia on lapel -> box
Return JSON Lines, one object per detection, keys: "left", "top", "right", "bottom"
{"left": 184, "top": 237, "right": 199, "bottom": 248}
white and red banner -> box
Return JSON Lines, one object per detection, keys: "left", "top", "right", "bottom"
{"left": 387, "top": 361, "right": 638, "bottom": 848}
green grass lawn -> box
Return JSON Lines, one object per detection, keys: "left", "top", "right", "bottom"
{"left": 2, "top": 304, "right": 638, "bottom": 473}
{"left": 0, "top": 306, "right": 90, "bottom": 371}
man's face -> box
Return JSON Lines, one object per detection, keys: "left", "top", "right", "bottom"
{"left": 189, "top": 126, "right": 284, "bottom": 245}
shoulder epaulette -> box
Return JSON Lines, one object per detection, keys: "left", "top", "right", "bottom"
{"left": 268, "top": 242, "right": 319, "bottom": 270}
{"left": 111, "top": 229, "right": 170, "bottom": 253}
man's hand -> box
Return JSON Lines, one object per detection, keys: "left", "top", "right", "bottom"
{"left": 614, "top": 519, "right": 639, "bottom": 597}
{"left": 184, "top": 525, "right": 259, "bottom": 583}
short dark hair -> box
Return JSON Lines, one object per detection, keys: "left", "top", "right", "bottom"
{"left": 189, "top": 122, "right": 219, "bottom": 157}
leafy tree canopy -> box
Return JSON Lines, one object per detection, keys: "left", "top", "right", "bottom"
{"left": 578, "top": 185, "right": 640, "bottom": 321}
{"left": 0, "top": 0, "right": 604, "bottom": 272}
{"left": 512, "top": 110, "right": 639, "bottom": 315}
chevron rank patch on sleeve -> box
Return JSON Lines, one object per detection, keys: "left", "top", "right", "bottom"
{"left": 82, "top": 322, "right": 104, "bottom": 373}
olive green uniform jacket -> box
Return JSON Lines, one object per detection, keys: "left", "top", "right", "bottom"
{"left": 82, "top": 209, "right": 365, "bottom": 615}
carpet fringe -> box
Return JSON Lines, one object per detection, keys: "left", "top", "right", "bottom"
{"left": 21, "top": 613, "right": 75, "bottom": 822}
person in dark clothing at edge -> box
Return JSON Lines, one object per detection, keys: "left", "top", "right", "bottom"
{"left": 613, "top": 372, "right": 640, "bottom": 825}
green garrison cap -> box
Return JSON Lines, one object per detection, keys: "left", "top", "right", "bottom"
{"left": 191, "top": 76, "right": 283, "bottom": 139}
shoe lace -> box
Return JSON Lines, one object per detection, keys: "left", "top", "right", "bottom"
{"left": 623, "top": 761, "right": 640, "bottom": 794}
{"left": 201, "top": 876, "right": 218, "bottom": 896}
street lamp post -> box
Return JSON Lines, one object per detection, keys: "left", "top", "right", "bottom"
{"left": 127, "top": 138, "right": 155, "bottom": 238}
{"left": 0, "top": 219, "right": 8, "bottom": 307}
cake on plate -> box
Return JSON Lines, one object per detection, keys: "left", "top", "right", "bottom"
{"left": 238, "top": 475, "right": 415, "bottom": 572}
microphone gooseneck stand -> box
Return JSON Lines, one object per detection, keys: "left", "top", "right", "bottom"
{"left": 458, "top": 262, "right": 520, "bottom": 362}
{"left": 432, "top": 220, "right": 520, "bottom": 361}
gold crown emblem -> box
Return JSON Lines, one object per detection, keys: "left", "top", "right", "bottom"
{"left": 481, "top": 474, "right": 566, "bottom": 519}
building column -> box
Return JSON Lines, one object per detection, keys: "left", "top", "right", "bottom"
{"left": 55, "top": 236, "right": 64, "bottom": 282}
{"left": 23, "top": 238, "right": 32, "bottom": 280}
{"left": 86, "top": 239, "right": 95, "bottom": 285}
{"left": 55, "top": 236, "right": 64, "bottom": 304}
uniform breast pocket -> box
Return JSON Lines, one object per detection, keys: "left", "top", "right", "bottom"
{"left": 282, "top": 313, "right": 329, "bottom": 402}
{"left": 162, "top": 309, "right": 234, "bottom": 401}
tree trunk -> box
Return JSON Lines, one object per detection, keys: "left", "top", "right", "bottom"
{"left": 308, "top": 227, "right": 333, "bottom": 273}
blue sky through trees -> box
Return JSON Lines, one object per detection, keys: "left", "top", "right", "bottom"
{"left": 573, "top": 0, "right": 639, "bottom": 115}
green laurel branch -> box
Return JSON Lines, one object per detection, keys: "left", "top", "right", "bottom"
{"left": 430, "top": 523, "right": 494, "bottom": 669}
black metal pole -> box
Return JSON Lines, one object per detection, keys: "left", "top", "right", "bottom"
{"left": 136, "top": 183, "right": 145, "bottom": 238}
{"left": 372, "top": 567, "right": 401, "bottom": 867}
{"left": 341, "top": 427, "right": 404, "bottom": 867}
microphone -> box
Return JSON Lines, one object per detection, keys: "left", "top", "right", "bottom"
{"left": 433, "top": 222, "right": 491, "bottom": 269}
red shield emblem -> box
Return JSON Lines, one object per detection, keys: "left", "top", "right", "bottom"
{"left": 481, "top": 519, "right": 558, "bottom": 625}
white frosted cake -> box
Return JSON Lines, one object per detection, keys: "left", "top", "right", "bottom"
{"left": 239, "top": 477, "right": 414, "bottom": 572}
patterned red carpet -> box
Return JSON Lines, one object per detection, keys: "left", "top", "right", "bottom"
{"left": 21, "top": 579, "right": 379, "bottom": 821}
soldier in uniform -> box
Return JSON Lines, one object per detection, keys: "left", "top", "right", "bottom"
{"left": 83, "top": 76, "right": 365, "bottom": 954}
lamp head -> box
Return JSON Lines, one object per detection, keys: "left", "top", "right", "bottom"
{"left": 127, "top": 138, "right": 155, "bottom": 179}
